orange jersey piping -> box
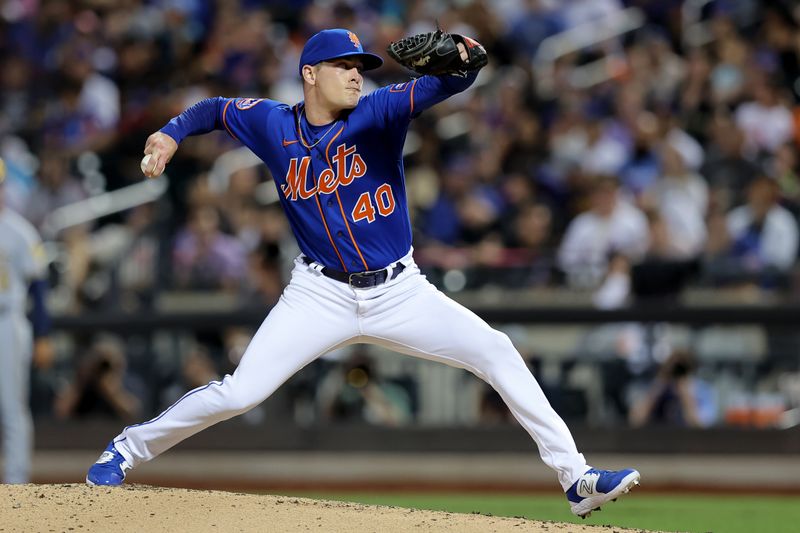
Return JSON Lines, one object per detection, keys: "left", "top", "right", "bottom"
{"left": 294, "top": 105, "right": 347, "bottom": 270}
{"left": 221, "top": 99, "right": 237, "bottom": 140}
{"left": 325, "top": 126, "right": 369, "bottom": 271}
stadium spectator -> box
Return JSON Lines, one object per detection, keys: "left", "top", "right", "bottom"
{"left": 0, "top": 56, "right": 36, "bottom": 139}
{"left": 735, "top": 77, "right": 795, "bottom": 158}
{"left": 172, "top": 206, "right": 248, "bottom": 291}
{"left": 702, "top": 174, "right": 799, "bottom": 289}
{"left": 558, "top": 176, "right": 649, "bottom": 288}
{"left": 551, "top": 107, "right": 632, "bottom": 178}
{"left": 57, "top": 37, "right": 120, "bottom": 135}
{"left": 505, "top": 0, "right": 564, "bottom": 61}
{"left": 726, "top": 175, "right": 799, "bottom": 276}
{"left": 700, "top": 111, "right": 761, "bottom": 212}
{"left": 644, "top": 144, "right": 708, "bottom": 259}
{"left": 54, "top": 337, "right": 144, "bottom": 422}
{"left": 771, "top": 142, "right": 800, "bottom": 215}
{"left": 317, "top": 350, "right": 414, "bottom": 427}
{"left": 628, "top": 349, "right": 717, "bottom": 428}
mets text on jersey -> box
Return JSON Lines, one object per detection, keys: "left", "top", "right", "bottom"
{"left": 281, "top": 142, "right": 367, "bottom": 200}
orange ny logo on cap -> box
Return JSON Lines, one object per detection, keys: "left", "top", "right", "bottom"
{"left": 347, "top": 31, "right": 361, "bottom": 49}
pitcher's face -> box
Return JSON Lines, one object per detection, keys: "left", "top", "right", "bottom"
{"left": 314, "top": 58, "right": 364, "bottom": 110}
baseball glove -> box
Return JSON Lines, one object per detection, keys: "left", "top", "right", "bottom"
{"left": 387, "top": 30, "right": 488, "bottom": 76}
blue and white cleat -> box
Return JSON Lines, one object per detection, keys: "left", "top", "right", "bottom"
{"left": 566, "top": 468, "right": 640, "bottom": 518}
{"left": 86, "top": 441, "right": 131, "bottom": 486}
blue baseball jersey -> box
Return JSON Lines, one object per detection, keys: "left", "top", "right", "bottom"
{"left": 161, "top": 73, "right": 478, "bottom": 272}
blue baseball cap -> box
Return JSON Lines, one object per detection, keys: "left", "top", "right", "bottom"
{"left": 299, "top": 29, "right": 383, "bottom": 77}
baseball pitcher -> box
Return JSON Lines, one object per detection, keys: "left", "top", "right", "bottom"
{"left": 86, "top": 29, "right": 639, "bottom": 517}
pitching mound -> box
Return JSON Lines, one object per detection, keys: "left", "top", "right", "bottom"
{"left": 1, "top": 484, "right": 651, "bottom": 532}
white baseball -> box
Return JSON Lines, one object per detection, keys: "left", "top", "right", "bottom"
{"left": 140, "top": 154, "right": 155, "bottom": 176}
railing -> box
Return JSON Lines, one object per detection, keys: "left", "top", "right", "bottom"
{"left": 533, "top": 7, "right": 646, "bottom": 96}
{"left": 41, "top": 174, "right": 169, "bottom": 240}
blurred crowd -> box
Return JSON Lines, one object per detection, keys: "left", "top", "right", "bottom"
{"left": 4, "top": 0, "right": 800, "bottom": 310}
{"left": 4, "top": 0, "right": 800, "bottom": 427}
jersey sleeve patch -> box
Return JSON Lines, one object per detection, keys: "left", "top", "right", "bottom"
{"left": 235, "top": 98, "right": 264, "bottom": 110}
{"left": 389, "top": 82, "right": 410, "bottom": 93}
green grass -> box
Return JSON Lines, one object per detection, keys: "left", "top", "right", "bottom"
{"left": 278, "top": 492, "right": 800, "bottom": 533}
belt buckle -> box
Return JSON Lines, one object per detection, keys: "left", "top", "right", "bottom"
{"left": 348, "top": 272, "right": 368, "bottom": 288}
{"left": 348, "top": 270, "right": 382, "bottom": 288}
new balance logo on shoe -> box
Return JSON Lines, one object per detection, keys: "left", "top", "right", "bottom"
{"left": 577, "top": 472, "right": 599, "bottom": 497}
{"left": 96, "top": 451, "right": 115, "bottom": 464}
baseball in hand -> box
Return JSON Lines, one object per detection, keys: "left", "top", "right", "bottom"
{"left": 140, "top": 154, "right": 156, "bottom": 177}
{"left": 140, "top": 154, "right": 152, "bottom": 174}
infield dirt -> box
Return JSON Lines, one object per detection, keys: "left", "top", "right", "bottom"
{"left": 0, "top": 484, "right": 659, "bottom": 533}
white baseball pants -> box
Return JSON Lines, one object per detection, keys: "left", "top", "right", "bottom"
{"left": 0, "top": 312, "right": 33, "bottom": 484}
{"left": 113, "top": 252, "right": 588, "bottom": 490}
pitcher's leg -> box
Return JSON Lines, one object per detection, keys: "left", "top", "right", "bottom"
{"left": 363, "top": 278, "right": 587, "bottom": 490}
{"left": 114, "top": 272, "right": 358, "bottom": 468}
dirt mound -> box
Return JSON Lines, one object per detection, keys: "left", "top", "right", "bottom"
{"left": 0, "top": 484, "right": 651, "bottom": 533}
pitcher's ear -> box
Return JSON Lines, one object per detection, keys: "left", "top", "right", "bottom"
{"left": 302, "top": 65, "right": 316, "bottom": 85}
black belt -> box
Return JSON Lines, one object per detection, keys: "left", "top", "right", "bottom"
{"left": 303, "top": 257, "right": 406, "bottom": 288}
